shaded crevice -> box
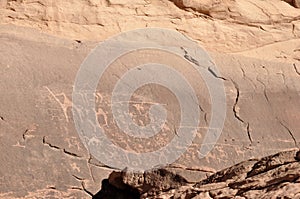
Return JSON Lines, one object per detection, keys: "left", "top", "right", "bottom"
{"left": 294, "top": 63, "right": 300, "bottom": 76}
{"left": 277, "top": 120, "right": 298, "bottom": 147}
{"left": 47, "top": 186, "right": 56, "bottom": 190}
{"left": 63, "top": 149, "right": 82, "bottom": 158}
{"left": 208, "top": 67, "right": 227, "bottom": 80}
{"left": 231, "top": 79, "right": 245, "bottom": 123}
{"left": 256, "top": 77, "right": 270, "bottom": 103}
{"left": 198, "top": 104, "right": 205, "bottom": 112}
{"left": 231, "top": 79, "right": 253, "bottom": 144}
{"left": 246, "top": 123, "right": 253, "bottom": 143}
{"left": 203, "top": 112, "right": 208, "bottom": 126}
{"left": 173, "top": 126, "right": 179, "bottom": 137}
{"left": 184, "top": 53, "right": 201, "bottom": 67}
{"left": 72, "top": 175, "right": 94, "bottom": 197}
{"left": 167, "top": 165, "right": 215, "bottom": 173}
{"left": 188, "top": 91, "right": 209, "bottom": 126}
{"left": 246, "top": 153, "right": 299, "bottom": 179}
{"left": 233, "top": 167, "right": 300, "bottom": 196}
{"left": 22, "top": 129, "right": 29, "bottom": 141}
{"left": 169, "top": 0, "right": 211, "bottom": 17}
{"left": 292, "top": 23, "right": 297, "bottom": 37}
{"left": 42, "top": 136, "right": 60, "bottom": 150}
{"left": 43, "top": 136, "right": 82, "bottom": 158}
{"left": 70, "top": 186, "right": 83, "bottom": 191}
{"left": 0, "top": 116, "right": 4, "bottom": 121}
{"left": 181, "top": 47, "right": 205, "bottom": 69}
{"left": 82, "top": 183, "right": 94, "bottom": 197}
{"left": 180, "top": 47, "right": 227, "bottom": 80}
{"left": 234, "top": 175, "right": 299, "bottom": 196}
{"left": 198, "top": 104, "right": 209, "bottom": 126}
{"left": 72, "top": 174, "right": 84, "bottom": 181}
{"left": 88, "top": 156, "right": 117, "bottom": 170}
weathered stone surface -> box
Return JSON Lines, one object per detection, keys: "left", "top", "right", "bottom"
{"left": 0, "top": 0, "right": 300, "bottom": 198}
{"left": 108, "top": 168, "right": 187, "bottom": 196}
{"left": 94, "top": 149, "right": 300, "bottom": 198}
{"left": 1, "top": 0, "right": 300, "bottom": 59}
{"left": 0, "top": 24, "right": 299, "bottom": 198}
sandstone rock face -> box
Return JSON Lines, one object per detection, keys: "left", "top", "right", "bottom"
{"left": 0, "top": 0, "right": 300, "bottom": 198}
{"left": 0, "top": 0, "right": 300, "bottom": 58}
{"left": 94, "top": 149, "right": 300, "bottom": 198}
{"left": 1, "top": 25, "right": 299, "bottom": 198}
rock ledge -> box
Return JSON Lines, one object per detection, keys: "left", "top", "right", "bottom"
{"left": 94, "top": 149, "right": 300, "bottom": 199}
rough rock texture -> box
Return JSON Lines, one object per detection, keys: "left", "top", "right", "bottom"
{"left": 1, "top": 0, "right": 300, "bottom": 61}
{"left": 1, "top": 24, "right": 300, "bottom": 198}
{"left": 0, "top": 0, "right": 300, "bottom": 198}
{"left": 94, "top": 149, "right": 300, "bottom": 198}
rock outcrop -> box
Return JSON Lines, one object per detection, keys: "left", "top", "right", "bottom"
{"left": 1, "top": 0, "right": 300, "bottom": 60}
{"left": 94, "top": 149, "right": 300, "bottom": 198}
{"left": 0, "top": 0, "right": 300, "bottom": 198}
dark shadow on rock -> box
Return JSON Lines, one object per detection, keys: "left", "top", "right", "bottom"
{"left": 92, "top": 168, "right": 188, "bottom": 199}
{"left": 92, "top": 179, "right": 140, "bottom": 199}
{"left": 92, "top": 149, "right": 300, "bottom": 198}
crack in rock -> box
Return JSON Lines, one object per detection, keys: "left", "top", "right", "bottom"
{"left": 181, "top": 47, "right": 202, "bottom": 67}
{"left": 88, "top": 156, "right": 118, "bottom": 170}
{"left": 278, "top": 120, "right": 298, "bottom": 147}
{"left": 42, "top": 136, "right": 82, "bottom": 158}
{"left": 246, "top": 150, "right": 299, "bottom": 178}
{"left": 198, "top": 104, "right": 208, "bottom": 125}
{"left": 180, "top": 47, "right": 227, "bottom": 80}
{"left": 72, "top": 175, "right": 94, "bottom": 197}
{"left": 167, "top": 164, "right": 215, "bottom": 173}
{"left": 207, "top": 66, "right": 227, "bottom": 80}
{"left": 42, "top": 136, "right": 60, "bottom": 150}
{"left": 231, "top": 79, "right": 253, "bottom": 144}
{"left": 22, "top": 129, "right": 29, "bottom": 141}
{"left": 63, "top": 149, "right": 82, "bottom": 158}
{"left": 231, "top": 79, "right": 245, "bottom": 123}
{"left": 169, "top": 0, "right": 212, "bottom": 16}
{"left": 294, "top": 63, "right": 300, "bottom": 76}
{"left": 256, "top": 76, "right": 270, "bottom": 103}
{"left": 47, "top": 186, "right": 56, "bottom": 190}
{"left": 246, "top": 123, "right": 253, "bottom": 143}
